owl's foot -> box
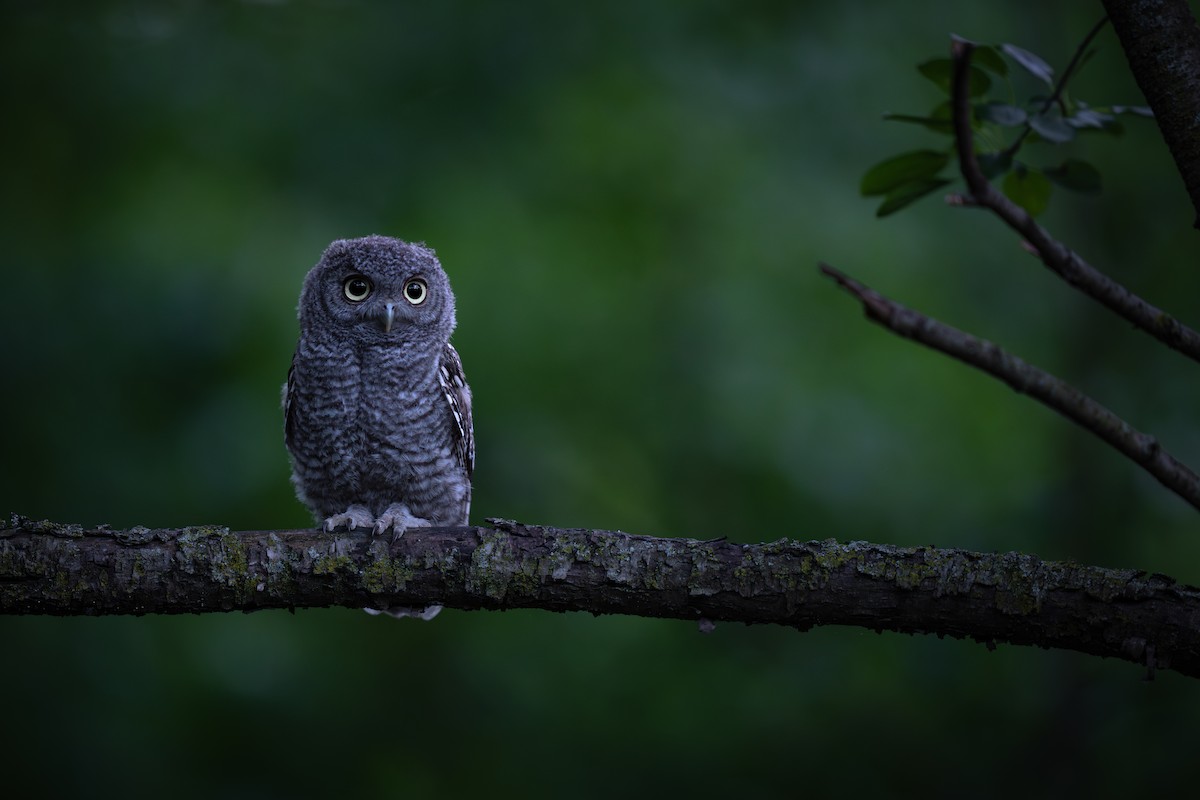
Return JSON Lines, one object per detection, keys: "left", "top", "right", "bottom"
{"left": 323, "top": 504, "right": 375, "bottom": 532}
{"left": 374, "top": 503, "right": 431, "bottom": 541}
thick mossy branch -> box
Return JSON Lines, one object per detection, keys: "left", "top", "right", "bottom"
{"left": 3, "top": 516, "right": 1199, "bottom": 678}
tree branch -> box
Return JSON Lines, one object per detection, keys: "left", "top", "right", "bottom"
{"left": 818, "top": 262, "right": 1200, "bottom": 512}
{"left": 1102, "top": 0, "right": 1200, "bottom": 229}
{"left": 3, "top": 516, "right": 1199, "bottom": 679}
{"left": 949, "top": 38, "right": 1200, "bottom": 364}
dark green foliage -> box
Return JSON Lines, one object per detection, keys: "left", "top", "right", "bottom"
{"left": 978, "top": 101, "right": 1028, "bottom": 127}
{"left": 969, "top": 44, "right": 1009, "bottom": 77}
{"left": 1002, "top": 165, "right": 1053, "bottom": 217}
{"left": 863, "top": 30, "right": 1151, "bottom": 217}
{"left": 860, "top": 150, "right": 952, "bottom": 217}
{"left": 881, "top": 108, "right": 955, "bottom": 135}
{"left": 860, "top": 150, "right": 950, "bottom": 196}
{"left": 875, "top": 177, "right": 953, "bottom": 217}
{"left": 1001, "top": 42, "right": 1056, "bottom": 86}
{"left": 918, "top": 58, "right": 992, "bottom": 96}
{"left": 1029, "top": 106, "right": 1076, "bottom": 143}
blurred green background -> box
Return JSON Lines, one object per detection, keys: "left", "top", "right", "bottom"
{"left": 3, "top": 1, "right": 1199, "bottom": 796}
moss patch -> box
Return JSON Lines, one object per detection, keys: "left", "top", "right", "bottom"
{"left": 175, "top": 526, "right": 256, "bottom": 601}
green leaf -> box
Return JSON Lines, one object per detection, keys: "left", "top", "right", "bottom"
{"left": 860, "top": 150, "right": 950, "bottom": 196}
{"left": 972, "top": 45, "right": 1008, "bottom": 76}
{"left": 950, "top": 34, "right": 1008, "bottom": 76}
{"left": 882, "top": 113, "right": 953, "bottom": 135}
{"left": 1072, "top": 104, "right": 1126, "bottom": 135}
{"left": 1087, "top": 118, "right": 1125, "bottom": 137}
{"left": 948, "top": 35, "right": 1007, "bottom": 76}
{"left": 1002, "top": 166, "right": 1052, "bottom": 216}
{"left": 1067, "top": 107, "right": 1114, "bottom": 129}
{"left": 1029, "top": 107, "right": 1075, "bottom": 143}
{"left": 1044, "top": 159, "right": 1102, "bottom": 194}
{"left": 918, "top": 58, "right": 992, "bottom": 96}
{"left": 977, "top": 151, "right": 1013, "bottom": 180}
{"left": 883, "top": 101, "right": 956, "bottom": 135}
{"left": 1001, "top": 43, "right": 1054, "bottom": 87}
{"left": 1111, "top": 104, "right": 1154, "bottom": 118}
{"left": 917, "top": 58, "right": 953, "bottom": 91}
{"left": 875, "top": 178, "right": 952, "bottom": 217}
{"left": 977, "top": 102, "right": 1027, "bottom": 126}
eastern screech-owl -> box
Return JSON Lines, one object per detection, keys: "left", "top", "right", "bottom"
{"left": 284, "top": 235, "right": 473, "bottom": 616}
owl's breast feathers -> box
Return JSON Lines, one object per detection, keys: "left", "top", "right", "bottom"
{"left": 284, "top": 338, "right": 473, "bottom": 515}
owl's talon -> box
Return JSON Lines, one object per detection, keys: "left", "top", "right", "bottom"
{"left": 374, "top": 503, "right": 431, "bottom": 540}
{"left": 323, "top": 505, "right": 375, "bottom": 532}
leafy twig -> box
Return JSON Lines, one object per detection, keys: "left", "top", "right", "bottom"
{"left": 1001, "top": 15, "right": 1110, "bottom": 158}
{"left": 950, "top": 37, "right": 1200, "bottom": 364}
{"left": 818, "top": 262, "right": 1200, "bottom": 513}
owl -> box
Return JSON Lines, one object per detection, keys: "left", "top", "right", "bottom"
{"left": 284, "top": 235, "right": 473, "bottom": 616}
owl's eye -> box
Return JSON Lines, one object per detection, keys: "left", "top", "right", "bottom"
{"left": 404, "top": 279, "right": 428, "bottom": 306}
{"left": 343, "top": 275, "right": 373, "bottom": 302}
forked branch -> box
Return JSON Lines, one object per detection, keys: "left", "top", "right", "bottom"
{"left": 950, "top": 38, "right": 1200, "bottom": 364}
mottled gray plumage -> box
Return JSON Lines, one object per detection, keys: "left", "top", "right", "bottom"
{"left": 283, "top": 235, "right": 473, "bottom": 617}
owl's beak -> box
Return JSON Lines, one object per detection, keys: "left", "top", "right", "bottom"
{"left": 383, "top": 302, "right": 396, "bottom": 334}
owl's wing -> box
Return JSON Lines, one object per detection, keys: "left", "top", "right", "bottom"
{"left": 439, "top": 342, "right": 474, "bottom": 479}
{"left": 283, "top": 351, "right": 299, "bottom": 452}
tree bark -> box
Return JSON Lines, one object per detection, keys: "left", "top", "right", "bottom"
{"left": 3, "top": 516, "right": 1198, "bottom": 678}
{"left": 1103, "top": 0, "right": 1200, "bottom": 228}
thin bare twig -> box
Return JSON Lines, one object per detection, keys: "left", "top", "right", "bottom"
{"left": 818, "top": 262, "right": 1200, "bottom": 512}
{"left": 950, "top": 38, "right": 1200, "bottom": 364}
{"left": 1048, "top": 15, "right": 1110, "bottom": 112}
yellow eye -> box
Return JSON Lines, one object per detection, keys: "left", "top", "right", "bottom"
{"left": 404, "top": 279, "right": 428, "bottom": 305}
{"left": 343, "top": 275, "right": 372, "bottom": 302}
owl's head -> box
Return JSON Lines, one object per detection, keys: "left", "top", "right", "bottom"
{"left": 299, "top": 235, "right": 457, "bottom": 348}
